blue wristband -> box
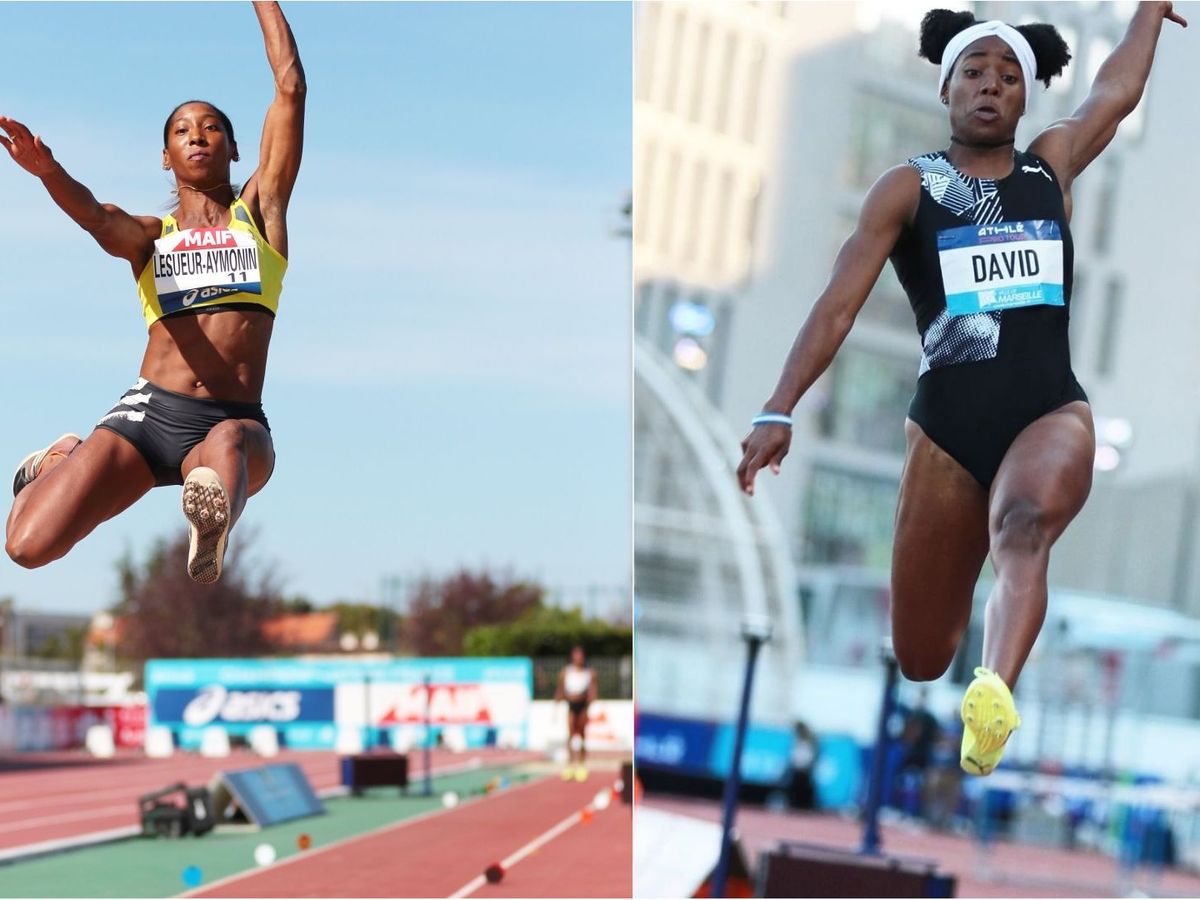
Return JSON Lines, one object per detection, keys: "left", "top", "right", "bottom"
{"left": 752, "top": 413, "right": 792, "bottom": 428}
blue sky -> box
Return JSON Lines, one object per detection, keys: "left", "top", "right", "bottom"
{"left": 0, "top": 2, "right": 631, "bottom": 617}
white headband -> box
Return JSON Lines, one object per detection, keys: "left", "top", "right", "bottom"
{"left": 938, "top": 21, "right": 1037, "bottom": 110}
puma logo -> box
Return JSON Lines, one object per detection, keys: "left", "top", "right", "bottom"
{"left": 1022, "top": 163, "right": 1052, "bottom": 181}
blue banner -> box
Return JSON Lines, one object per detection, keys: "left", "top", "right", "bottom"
{"left": 153, "top": 686, "right": 335, "bottom": 728}
{"left": 635, "top": 712, "right": 795, "bottom": 785}
{"left": 635, "top": 712, "right": 717, "bottom": 775}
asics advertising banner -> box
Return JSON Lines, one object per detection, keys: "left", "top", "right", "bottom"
{"left": 144, "top": 658, "right": 533, "bottom": 750}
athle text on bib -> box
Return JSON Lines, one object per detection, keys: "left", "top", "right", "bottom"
{"left": 151, "top": 226, "right": 263, "bottom": 314}
{"left": 937, "top": 219, "right": 1064, "bottom": 317}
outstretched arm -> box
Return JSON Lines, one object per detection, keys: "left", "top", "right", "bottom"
{"left": 737, "top": 165, "right": 919, "bottom": 496}
{"left": 0, "top": 116, "right": 158, "bottom": 270}
{"left": 241, "top": 1, "right": 306, "bottom": 256}
{"left": 1030, "top": 2, "right": 1185, "bottom": 192}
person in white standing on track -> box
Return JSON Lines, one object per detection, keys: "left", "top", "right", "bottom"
{"left": 555, "top": 645, "right": 598, "bottom": 782}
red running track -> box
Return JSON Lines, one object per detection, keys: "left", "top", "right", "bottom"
{"left": 469, "top": 789, "right": 632, "bottom": 898}
{"left": 191, "top": 769, "right": 632, "bottom": 898}
{"left": 0, "top": 748, "right": 533, "bottom": 855}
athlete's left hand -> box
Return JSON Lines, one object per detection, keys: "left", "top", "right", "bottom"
{"left": 737, "top": 424, "right": 791, "bottom": 496}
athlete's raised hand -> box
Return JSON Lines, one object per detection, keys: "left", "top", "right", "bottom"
{"left": 737, "top": 424, "right": 791, "bottom": 496}
{"left": 0, "top": 117, "right": 58, "bottom": 178}
{"left": 1157, "top": 2, "right": 1188, "bottom": 28}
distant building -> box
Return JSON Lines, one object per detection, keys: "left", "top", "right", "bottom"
{"left": 260, "top": 611, "right": 340, "bottom": 653}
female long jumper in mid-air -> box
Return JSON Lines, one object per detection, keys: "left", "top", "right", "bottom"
{"left": 0, "top": 1, "right": 305, "bottom": 584}
{"left": 738, "top": 2, "right": 1185, "bottom": 775}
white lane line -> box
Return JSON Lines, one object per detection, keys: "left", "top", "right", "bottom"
{"left": 446, "top": 806, "right": 590, "bottom": 898}
{"left": 0, "top": 826, "right": 139, "bottom": 866}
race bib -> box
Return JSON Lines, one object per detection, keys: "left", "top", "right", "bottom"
{"left": 937, "top": 220, "right": 1064, "bottom": 317}
{"left": 151, "top": 227, "right": 262, "bottom": 314}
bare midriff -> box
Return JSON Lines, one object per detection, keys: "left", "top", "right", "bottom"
{"left": 138, "top": 308, "right": 274, "bottom": 401}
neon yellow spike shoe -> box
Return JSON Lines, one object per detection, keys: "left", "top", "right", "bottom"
{"left": 960, "top": 667, "right": 1020, "bottom": 776}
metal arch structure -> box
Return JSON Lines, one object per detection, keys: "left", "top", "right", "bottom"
{"left": 635, "top": 336, "right": 804, "bottom": 722}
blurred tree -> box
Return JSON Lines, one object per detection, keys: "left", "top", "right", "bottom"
{"left": 114, "top": 530, "right": 281, "bottom": 661}
{"left": 401, "top": 570, "right": 543, "bottom": 656}
{"left": 280, "top": 595, "right": 316, "bottom": 614}
{"left": 463, "top": 605, "right": 632, "bottom": 657}
{"left": 329, "top": 601, "right": 400, "bottom": 648}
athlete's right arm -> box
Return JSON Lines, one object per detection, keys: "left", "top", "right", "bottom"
{"left": 0, "top": 116, "right": 158, "bottom": 268}
{"left": 736, "top": 165, "right": 920, "bottom": 496}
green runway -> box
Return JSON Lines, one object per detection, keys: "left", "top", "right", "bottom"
{"left": 0, "top": 766, "right": 533, "bottom": 898}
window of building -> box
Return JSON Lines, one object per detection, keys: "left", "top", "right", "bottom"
{"left": 634, "top": 140, "right": 657, "bottom": 247}
{"left": 802, "top": 466, "right": 898, "bottom": 569}
{"left": 689, "top": 21, "right": 711, "bottom": 125}
{"left": 662, "top": 10, "right": 687, "bottom": 114}
{"left": 635, "top": 3, "right": 662, "bottom": 102}
{"left": 1092, "top": 157, "right": 1119, "bottom": 255}
{"left": 655, "top": 282, "right": 679, "bottom": 357}
{"left": 634, "top": 280, "right": 656, "bottom": 340}
{"left": 1096, "top": 275, "right": 1123, "bottom": 378}
{"left": 741, "top": 41, "right": 765, "bottom": 145}
{"left": 682, "top": 160, "right": 710, "bottom": 264}
{"left": 634, "top": 550, "right": 700, "bottom": 603}
{"left": 709, "top": 168, "right": 735, "bottom": 275}
{"left": 659, "top": 148, "right": 683, "bottom": 255}
{"left": 844, "top": 91, "right": 944, "bottom": 191}
{"left": 743, "top": 180, "right": 762, "bottom": 264}
{"left": 713, "top": 31, "right": 739, "bottom": 134}
{"left": 801, "top": 582, "right": 891, "bottom": 666}
{"left": 818, "top": 347, "right": 913, "bottom": 455}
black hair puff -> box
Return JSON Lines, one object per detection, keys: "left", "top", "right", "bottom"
{"left": 919, "top": 9, "right": 1072, "bottom": 88}
{"left": 1015, "top": 23, "right": 1072, "bottom": 87}
{"left": 918, "top": 9, "right": 978, "bottom": 64}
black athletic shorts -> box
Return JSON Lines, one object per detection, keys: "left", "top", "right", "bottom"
{"left": 95, "top": 378, "right": 271, "bottom": 487}
{"left": 567, "top": 699, "right": 589, "bottom": 716}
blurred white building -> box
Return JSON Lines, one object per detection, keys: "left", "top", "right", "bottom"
{"left": 635, "top": 1, "right": 1200, "bottom": 728}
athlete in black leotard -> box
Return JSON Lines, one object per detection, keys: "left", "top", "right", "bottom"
{"left": 738, "top": 3, "right": 1185, "bottom": 776}
{"left": 894, "top": 146, "right": 1087, "bottom": 488}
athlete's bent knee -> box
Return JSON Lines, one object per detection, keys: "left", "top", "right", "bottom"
{"left": 991, "top": 500, "right": 1049, "bottom": 557}
{"left": 5, "top": 524, "right": 59, "bottom": 569}
{"left": 207, "top": 419, "right": 249, "bottom": 453}
{"left": 894, "top": 645, "right": 954, "bottom": 682}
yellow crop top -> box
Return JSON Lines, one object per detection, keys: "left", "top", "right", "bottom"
{"left": 136, "top": 198, "right": 287, "bottom": 328}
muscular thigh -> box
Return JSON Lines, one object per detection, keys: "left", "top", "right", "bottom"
{"left": 239, "top": 420, "right": 275, "bottom": 496}
{"left": 891, "top": 419, "right": 990, "bottom": 661}
{"left": 180, "top": 419, "right": 275, "bottom": 495}
{"left": 9, "top": 429, "right": 155, "bottom": 543}
{"left": 989, "top": 401, "right": 1094, "bottom": 540}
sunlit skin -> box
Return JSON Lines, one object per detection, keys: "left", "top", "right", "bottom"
{"left": 0, "top": 1, "right": 305, "bottom": 571}
{"left": 737, "top": 2, "right": 1185, "bottom": 691}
